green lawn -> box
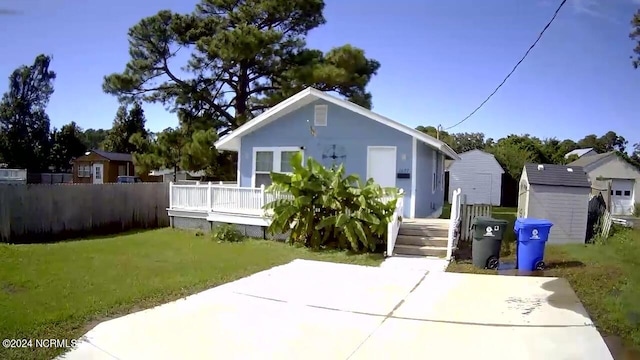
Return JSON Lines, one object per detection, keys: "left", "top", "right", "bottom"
{"left": 447, "top": 206, "right": 640, "bottom": 352}
{"left": 0, "top": 228, "right": 383, "bottom": 360}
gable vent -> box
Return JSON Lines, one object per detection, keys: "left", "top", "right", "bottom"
{"left": 314, "top": 105, "right": 328, "bottom": 126}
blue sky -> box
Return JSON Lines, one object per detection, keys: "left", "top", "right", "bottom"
{"left": 1, "top": 0, "right": 639, "bottom": 149}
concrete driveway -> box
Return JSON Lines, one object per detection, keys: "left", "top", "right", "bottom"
{"left": 60, "top": 259, "right": 613, "bottom": 360}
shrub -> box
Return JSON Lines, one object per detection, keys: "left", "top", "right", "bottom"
{"left": 263, "top": 152, "right": 401, "bottom": 252}
{"left": 211, "top": 224, "right": 244, "bottom": 243}
{"left": 634, "top": 202, "right": 640, "bottom": 217}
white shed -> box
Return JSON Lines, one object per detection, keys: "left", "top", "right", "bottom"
{"left": 517, "top": 164, "right": 591, "bottom": 245}
{"left": 446, "top": 149, "right": 504, "bottom": 205}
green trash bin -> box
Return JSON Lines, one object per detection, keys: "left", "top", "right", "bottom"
{"left": 471, "top": 216, "right": 509, "bottom": 269}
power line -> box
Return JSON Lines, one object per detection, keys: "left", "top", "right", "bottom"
{"left": 444, "top": 0, "right": 568, "bottom": 131}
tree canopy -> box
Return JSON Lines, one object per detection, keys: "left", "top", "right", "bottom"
{"left": 102, "top": 102, "right": 149, "bottom": 153}
{"left": 0, "top": 54, "right": 56, "bottom": 172}
{"left": 102, "top": 0, "right": 380, "bottom": 135}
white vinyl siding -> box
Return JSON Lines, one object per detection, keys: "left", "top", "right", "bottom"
{"left": 448, "top": 150, "right": 504, "bottom": 205}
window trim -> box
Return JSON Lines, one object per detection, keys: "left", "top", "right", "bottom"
{"left": 78, "top": 164, "right": 91, "bottom": 178}
{"left": 251, "top": 147, "right": 304, "bottom": 188}
{"left": 439, "top": 154, "right": 445, "bottom": 191}
{"left": 314, "top": 104, "right": 328, "bottom": 127}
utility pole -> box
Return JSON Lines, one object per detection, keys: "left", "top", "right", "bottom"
{"left": 436, "top": 124, "right": 443, "bottom": 140}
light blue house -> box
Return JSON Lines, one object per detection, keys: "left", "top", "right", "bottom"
{"left": 214, "top": 87, "right": 459, "bottom": 219}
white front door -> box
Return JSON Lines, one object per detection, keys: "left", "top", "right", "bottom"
{"left": 367, "top": 146, "right": 397, "bottom": 188}
{"left": 611, "top": 179, "right": 634, "bottom": 215}
{"left": 93, "top": 163, "right": 104, "bottom": 184}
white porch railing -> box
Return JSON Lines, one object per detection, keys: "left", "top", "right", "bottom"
{"left": 386, "top": 189, "right": 404, "bottom": 257}
{"left": 446, "top": 188, "right": 463, "bottom": 260}
{"left": 169, "top": 182, "right": 293, "bottom": 215}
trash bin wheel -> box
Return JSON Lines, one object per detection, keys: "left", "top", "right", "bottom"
{"left": 486, "top": 256, "right": 499, "bottom": 270}
{"left": 535, "top": 260, "right": 545, "bottom": 271}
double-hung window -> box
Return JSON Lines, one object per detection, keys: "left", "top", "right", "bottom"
{"left": 78, "top": 164, "right": 91, "bottom": 178}
{"left": 253, "top": 147, "right": 303, "bottom": 187}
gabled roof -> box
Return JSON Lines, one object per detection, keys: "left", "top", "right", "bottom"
{"left": 445, "top": 149, "right": 504, "bottom": 173}
{"left": 567, "top": 151, "right": 614, "bottom": 169}
{"left": 524, "top": 163, "right": 590, "bottom": 188}
{"left": 214, "top": 87, "right": 460, "bottom": 160}
{"left": 91, "top": 150, "right": 133, "bottom": 162}
{"left": 564, "top": 148, "right": 594, "bottom": 159}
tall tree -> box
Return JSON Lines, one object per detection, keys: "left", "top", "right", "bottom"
{"left": 102, "top": 102, "right": 149, "bottom": 153}
{"left": 103, "top": 0, "right": 380, "bottom": 138}
{"left": 81, "top": 128, "right": 109, "bottom": 150}
{"left": 631, "top": 8, "right": 640, "bottom": 69}
{"left": 50, "top": 121, "right": 87, "bottom": 172}
{"left": 0, "top": 54, "right": 55, "bottom": 171}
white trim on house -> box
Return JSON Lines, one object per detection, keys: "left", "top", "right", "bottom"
{"left": 237, "top": 137, "right": 242, "bottom": 187}
{"left": 214, "top": 87, "right": 460, "bottom": 160}
{"left": 410, "top": 137, "right": 417, "bottom": 218}
{"left": 431, "top": 151, "right": 437, "bottom": 194}
{"left": 250, "top": 146, "right": 304, "bottom": 188}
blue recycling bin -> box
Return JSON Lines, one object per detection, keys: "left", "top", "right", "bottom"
{"left": 514, "top": 218, "right": 553, "bottom": 271}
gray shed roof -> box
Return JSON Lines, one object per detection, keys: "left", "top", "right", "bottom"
{"left": 92, "top": 150, "right": 133, "bottom": 162}
{"left": 524, "top": 163, "right": 591, "bottom": 188}
{"left": 567, "top": 151, "right": 614, "bottom": 168}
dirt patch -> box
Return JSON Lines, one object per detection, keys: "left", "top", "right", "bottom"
{"left": 1, "top": 282, "right": 26, "bottom": 294}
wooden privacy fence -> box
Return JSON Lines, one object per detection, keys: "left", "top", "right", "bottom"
{"left": 0, "top": 183, "right": 170, "bottom": 244}
{"left": 459, "top": 204, "right": 493, "bottom": 241}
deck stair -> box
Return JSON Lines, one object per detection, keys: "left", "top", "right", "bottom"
{"left": 393, "top": 218, "right": 450, "bottom": 258}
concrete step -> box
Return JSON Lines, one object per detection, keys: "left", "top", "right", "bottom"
{"left": 393, "top": 244, "right": 448, "bottom": 258}
{"left": 396, "top": 235, "right": 448, "bottom": 247}
{"left": 398, "top": 226, "right": 449, "bottom": 237}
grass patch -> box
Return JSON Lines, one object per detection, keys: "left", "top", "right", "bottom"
{"left": 448, "top": 220, "right": 640, "bottom": 352}
{"left": 0, "top": 228, "right": 383, "bottom": 360}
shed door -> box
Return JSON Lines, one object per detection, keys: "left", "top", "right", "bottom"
{"left": 367, "top": 147, "right": 397, "bottom": 188}
{"left": 611, "top": 179, "right": 635, "bottom": 215}
{"left": 464, "top": 173, "right": 492, "bottom": 205}
{"left": 93, "top": 163, "right": 104, "bottom": 184}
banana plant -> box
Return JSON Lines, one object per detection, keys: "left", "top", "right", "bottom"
{"left": 264, "top": 151, "right": 401, "bottom": 251}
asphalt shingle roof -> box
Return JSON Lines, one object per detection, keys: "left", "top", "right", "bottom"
{"left": 92, "top": 150, "right": 133, "bottom": 162}
{"left": 567, "top": 151, "right": 614, "bottom": 168}
{"left": 524, "top": 163, "right": 591, "bottom": 188}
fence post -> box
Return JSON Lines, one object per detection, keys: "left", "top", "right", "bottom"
{"left": 169, "top": 182, "right": 173, "bottom": 209}
{"left": 219, "top": 181, "right": 223, "bottom": 185}
{"left": 260, "top": 184, "right": 266, "bottom": 207}
{"left": 207, "top": 182, "right": 212, "bottom": 210}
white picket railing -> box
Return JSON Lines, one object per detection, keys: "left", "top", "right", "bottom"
{"left": 446, "top": 188, "right": 463, "bottom": 260}
{"left": 386, "top": 189, "right": 405, "bottom": 257}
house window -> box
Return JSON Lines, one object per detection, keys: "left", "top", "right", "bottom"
{"left": 78, "top": 165, "right": 91, "bottom": 178}
{"left": 314, "top": 105, "right": 328, "bottom": 126}
{"left": 623, "top": 190, "right": 631, "bottom": 196}
{"left": 615, "top": 190, "right": 622, "bottom": 196}
{"left": 253, "top": 147, "right": 303, "bottom": 188}
{"left": 118, "top": 164, "right": 127, "bottom": 176}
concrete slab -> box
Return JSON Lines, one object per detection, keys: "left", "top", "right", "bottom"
{"left": 395, "top": 272, "right": 594, "bottom": 327}
{"left": 225, "top": 259, "right": 426, "bottom": 315}
{"left": 66, "top": 290, "right": 384, "bottom": 360}
{"left": 59, "top": 260, "right": 613, "bottom": 360}
{"left": 379, "top": 255, "right": 449, "bottom": 273}
{"left": 350, "top": 317, "right": 614, "bottom": 360}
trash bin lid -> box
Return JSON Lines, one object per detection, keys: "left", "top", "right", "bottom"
{"left": 514, "top": 218, "right": 553, "bottom": 231}
{"left": 472, "top": 216, "right": 509, "bottom": 226}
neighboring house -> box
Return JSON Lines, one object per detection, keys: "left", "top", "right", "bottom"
{"left": 214, "top": 87, "right": 460, "bottom": 218}
{"left": 517, "top": 163, "right": 590, "bottom": 244}
{"left": 149, "top": 169, "right": 206, "bottom": 183}
{"left": 445, "top": 149, "right": 504, "bottom": 206}
{"left": 0, "top": 168, "right": 27, "bottom": 185}
{"left": 72, "top": 150, "right": 135, "bottom": 184}
{"left": 568, "top": 151, "right": 640, "bottom": 215}
{"left": 564, "top": 147, "right": 598, "bottom": 159}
